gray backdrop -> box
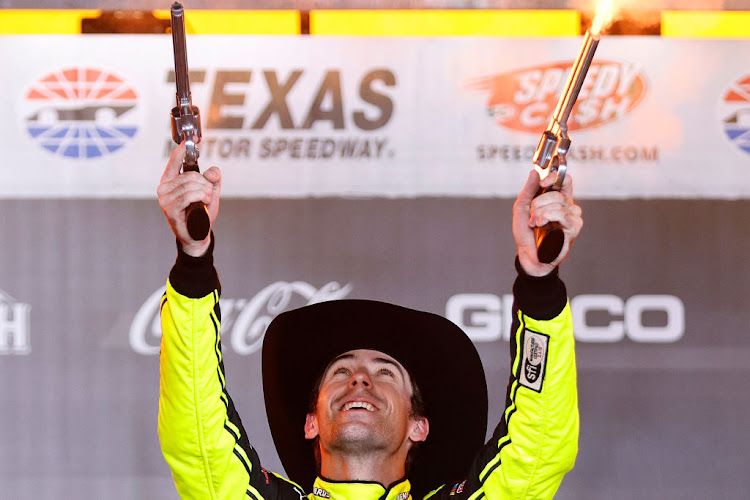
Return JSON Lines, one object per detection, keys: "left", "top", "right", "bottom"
{"left": 1, "top": 197, "right": 748, "bottom": 499}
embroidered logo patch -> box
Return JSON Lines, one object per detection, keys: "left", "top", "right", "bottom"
{"left": 313, "top": 487, "right": 330, "bottom": 498}
{"left": 397, "top": 492, "right": 411, "bottom": 500}
{"left": 519, "top": 329, "right": 549, "bottom": 392}
{"left": 449, "top": 480, "right": 467, "bottom": 495}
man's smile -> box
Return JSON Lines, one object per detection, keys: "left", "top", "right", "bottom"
{"left": 340, "top": 401, "right": 377, "bottom": 412}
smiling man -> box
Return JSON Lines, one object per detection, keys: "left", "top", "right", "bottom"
{"left": 157, "top": 141, "right": 582, "bottom": 499}
{"left": 304, "top": 350, "right": 428, "bottom": 485}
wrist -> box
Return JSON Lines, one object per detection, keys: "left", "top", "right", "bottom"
{"left": 181, "top": 237, "right": 211, "bottom": 258}
{"left": 513, "top": 256, "right": 567, "bottom": 320}
{"left": 517, "top": 249, "right": 556, "bottom": 277}
{"left": 170, "top": 232, "right": 219, "bottom": 299}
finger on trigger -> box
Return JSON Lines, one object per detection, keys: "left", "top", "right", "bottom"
{"left": 559, "top": 173, "right": 574, "bottom": 197}
{"left": 538, "top": 171, "right": 556, "bottom": 189}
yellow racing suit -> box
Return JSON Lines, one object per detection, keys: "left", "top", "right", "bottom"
{"left": 158, "top": 240, "right": 578, "bottom": 500}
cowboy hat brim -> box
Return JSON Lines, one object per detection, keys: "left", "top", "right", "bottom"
{"left": 262, "top": 299, "right": 488, "bottom": 497}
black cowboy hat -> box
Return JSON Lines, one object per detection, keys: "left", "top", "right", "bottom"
{"left": 262, "top": 299, "right": 488, "bottom": 497}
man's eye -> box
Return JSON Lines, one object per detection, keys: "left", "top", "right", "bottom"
{"left": 334, "top": 367, "right": 351, "bottom": 375}
{"left": 378, "top": 368, "right": 394, "bottom": 377}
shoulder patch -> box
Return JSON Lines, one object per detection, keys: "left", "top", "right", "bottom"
{"left": 519, "top": 329, "right": 549, "bottom": 392}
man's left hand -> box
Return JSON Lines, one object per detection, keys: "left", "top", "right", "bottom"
{"left": 513, "top": 170, "right": 583, "bottom": 277}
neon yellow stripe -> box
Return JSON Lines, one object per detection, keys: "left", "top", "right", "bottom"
{"left": 480, "top": 452, "right": 502, "bottom": 483}
{"left": 212, "top": 322, "right": 226, "bottom": 389}
{"left": 479, "top": 310, "right": 525, "bottom": 481}
{"left": 662, "top": 10, "right": 750, "bottom": 38}
{"left": 423, "top": 484, "right": 445, "bottom": 499}
{"left": 271, "top": 470, "right": 307, "bottom": 491}
{"left": 225, "top": 419, "right": 241, "bottom": 440}
{"left": 233, "top": 442, "right": 253, "bottom": 472}
{"left": 478, "top": 386, "right": 515, "bottom": 480}
{"left": 153, "top": 9, "right": 300, "bottom": 34}
{"left": 467, "top": 489, "right": 485, "bottom": 500}
{"left": 246, "top": 483, "right": 264, "bottom": 499}
{"left": 0, "top": 9, "right": 100, "bottom": 34}
{"left": 310, "top": 10, "right": 580, "bottom": 36}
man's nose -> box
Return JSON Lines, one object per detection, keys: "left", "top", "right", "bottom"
{"left": 349, "top": 368, "right": 371, "bottom": 388}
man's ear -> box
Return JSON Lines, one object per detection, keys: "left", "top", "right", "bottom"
{"left": 304, "top": 413, "right": 319, "bottom": 440}
{"left": 409, "top": 416, "right": 429, "bottom": 443}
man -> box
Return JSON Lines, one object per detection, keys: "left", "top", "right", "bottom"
{"left": 158, "top": 140, "right": 582, "bottom": 499}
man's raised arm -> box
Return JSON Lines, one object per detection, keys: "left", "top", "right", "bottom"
{"left": 156, "top": 142, "right": 259, "bottom": 500}
{"left": 485, "top": 170, "right": 582, "bottom": 498}
{"left": 429, "top": 171, "right": 582, "bottom": 500}
{"left": 157, "top": 141, "right": 247, "bottom": 499}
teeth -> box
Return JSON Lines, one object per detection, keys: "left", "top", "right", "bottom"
{"left": 343, "top": 402, "right": 375, "bottom": 411}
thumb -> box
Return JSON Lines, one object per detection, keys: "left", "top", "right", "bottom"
{"left": 517, "top": 169, "right": 541, "bottom": 207}
{"left": 203, "top": 166, "right": 221, "bottom": 187}
{"left": 202, "top": 166, "right": 222, "bottom": 222}
{"left": 161, "top": 141, "right": 186, "bottom": 184}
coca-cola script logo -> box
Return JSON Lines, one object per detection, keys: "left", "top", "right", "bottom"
{"left": 468, "top": 60, "right": 647, "bottom": 133}
{"left": 129, "top": 281, "right": 352, "bottom": 355}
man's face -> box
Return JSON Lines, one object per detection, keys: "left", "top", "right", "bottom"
{"left": 304, "top": 349, "right": 428, "bottom": 457}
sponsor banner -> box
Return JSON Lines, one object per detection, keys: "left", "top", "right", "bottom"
{"left": 129, "top": 285, "right": 687, "bottom": 356}
{"left": 1, "top": 198, "right": 749, "bottom": 499}
{"left": 129, "top": 286, "right": 687, "bottom": 356}
{"left": 1, "top": 35, "right": 749, "bottom": 199}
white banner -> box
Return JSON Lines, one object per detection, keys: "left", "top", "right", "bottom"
{"left": 2, "top": 35, "right": 749, "bottom": 199}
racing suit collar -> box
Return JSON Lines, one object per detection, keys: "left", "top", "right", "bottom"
{"left": 312, "top": 476, "right": 411, "bottom": 500}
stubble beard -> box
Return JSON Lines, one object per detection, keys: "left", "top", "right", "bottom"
{"left": 325, "top": 418, "right": 393, "bottom": 456}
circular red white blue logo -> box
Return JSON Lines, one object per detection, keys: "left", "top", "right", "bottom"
{"left": 25, "top": 67, "right": 138, "bottom": 159}
{"left": 721, "top": 74, "right": 750, "bottom": 156}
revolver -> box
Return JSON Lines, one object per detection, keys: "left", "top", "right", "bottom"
{"left": 170, "top": 2, "right": 209, "bottom": 241}
{"left": 532, "top": 30, "right": 600, "bottom": 264}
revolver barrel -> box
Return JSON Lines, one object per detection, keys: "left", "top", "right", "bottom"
{"left": 533, "top": 30, "right": 600, "bottom": 188}
{"left": 170, "top": 3, "right": 190, "bottom": 111}
{"left": 169, "top": 2, "right": 209, "bottom": 241}
{"left": 553, "top": 30, "right": 599, "bottom": 131}
{"left": 170, "top": 2, "right": 201, "bottom": 168}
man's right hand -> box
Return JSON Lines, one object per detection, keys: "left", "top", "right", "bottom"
{"left": 157, "top": 140, "right": 222, "bottom": 257}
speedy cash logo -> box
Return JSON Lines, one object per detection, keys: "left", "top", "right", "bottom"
{"left": 469, "top": 60, "right": 647, "bottom": 133}
{"left": 720, "top": 73, "right": 750, "bottom": 156}
{"left": 24, "top": 67, "right": 138, "bottom": 159}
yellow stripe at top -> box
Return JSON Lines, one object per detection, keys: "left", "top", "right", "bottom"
{"left": 662, "top": 11, "right": 750, "bottom": 38}
{"left": 0, "top": 9, "right": 300, "bottom": 35}
{"left": 0, "top": 10, "right": 100, "bottom": 34}
{"left": 309, "top": 10, "right": 581, "bottom": 36}
{"left": 152, "top": 9, "right": 300, "bottom": 35}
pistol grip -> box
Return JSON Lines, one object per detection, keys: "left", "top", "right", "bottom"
{"left": 533, "top": 185, "right": 565, "bottom": 264}
{"left": 186, "top": 201, "right": 210, "bottom": 241}
{"left": 535, "top": 222, "right": 564, "bottom": 264}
